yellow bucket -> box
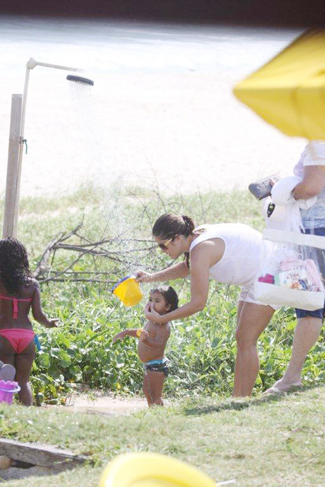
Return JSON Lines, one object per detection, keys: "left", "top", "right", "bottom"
{"left": 99, "top": 452, "right": 217, "bottom": 487}
{"left": 112, "top": 276, "right": 143, "bottom": 307}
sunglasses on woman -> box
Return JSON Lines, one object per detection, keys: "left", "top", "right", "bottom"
{"left": 158, "top": 236, "right": 176, "bottom": 251}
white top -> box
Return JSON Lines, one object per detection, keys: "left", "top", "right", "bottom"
{"left": 189, "top": 223, "right": 262, "bottom": 288}
{"left": 293, "top": 141, "right": 325, "bottom": 229}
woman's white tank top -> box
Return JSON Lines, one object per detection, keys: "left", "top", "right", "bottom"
{"left": 189, "top": 223, "right": 262, "bottom": 288}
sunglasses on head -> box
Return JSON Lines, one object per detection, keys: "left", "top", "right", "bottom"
{"left": 158, "top": 236, "right": 177, "bottom": 251}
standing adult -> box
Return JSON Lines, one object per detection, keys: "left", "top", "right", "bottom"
{"left": 137, "top": 214, "right": 276, "bottom": 397}
{"left": 267, "top": 141, "right": 325, "bottom": 393}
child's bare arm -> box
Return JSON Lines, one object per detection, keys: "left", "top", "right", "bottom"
{"left": 140, "top": 323, "right": 171, "bottom": 349}
{"left": 31, "top": 280, "right": 58, "bottom": 328}
{"left": 113, "top": 329, "right": 140, "bottom": 342}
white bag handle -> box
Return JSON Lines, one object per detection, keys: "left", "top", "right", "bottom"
{"left": 263, "top": 229, "right": 325, "bottom": 250}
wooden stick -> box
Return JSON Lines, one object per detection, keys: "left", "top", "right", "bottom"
{"left": 3, "top": 94, "right": 23, "bottom": 238}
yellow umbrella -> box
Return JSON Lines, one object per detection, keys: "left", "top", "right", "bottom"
{"left": 233, "top": 29, "right": 325, "bottom": 140}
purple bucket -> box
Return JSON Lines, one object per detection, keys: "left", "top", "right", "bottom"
{"left": 0, "top": 380, "right": 20, "bottom": 405}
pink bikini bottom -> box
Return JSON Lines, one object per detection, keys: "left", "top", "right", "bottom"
{"left": 0, "top": 329, "right": 35, "bottom": 354}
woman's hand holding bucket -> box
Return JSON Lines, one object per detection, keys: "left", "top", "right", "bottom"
{"left": 135, "top": 270, "right": 153, "bottom": 283}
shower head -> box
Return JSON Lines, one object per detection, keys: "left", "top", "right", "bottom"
{"left": 66, "top": 75, "right": 94, "bottom": 86}
{"left": 20, "top": 58, "right": 81, "bottom": 139}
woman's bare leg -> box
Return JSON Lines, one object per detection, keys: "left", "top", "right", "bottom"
{"left": 233, "top": 302, "right": 274, "bottom": 397}
{"left": 267, "top": 316, "right": 322, "bottom": 392}
{"left": 232, "top": 301, "right": 245, "bottom": 397}
{"left": 15, "top": 340, "right": 35, "bottom": 406}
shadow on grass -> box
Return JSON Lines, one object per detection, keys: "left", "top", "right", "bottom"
{"left": 182, "top": 384, "right": 323, "bottom": 416}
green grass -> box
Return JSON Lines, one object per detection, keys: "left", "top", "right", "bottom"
{"left": 0, "top": 184, "right": 264, "bottom": 258}
{"left": 1, "top": 185, "right": 325, "bottom": 403}
{"left": 0, "top": 386, "right": 325, "bottom": 486}
{"left": 1, "top": 185, "right": 325, "bottom": 486}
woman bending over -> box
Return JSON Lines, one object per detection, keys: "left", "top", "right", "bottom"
{"left": 137, "top": 213, "right": 276, "bottom": 397}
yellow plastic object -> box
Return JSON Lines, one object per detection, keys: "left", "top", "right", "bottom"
{"left": 99, "top": 452, "right": 217, "bottom": 487}
{"left": 233, "top": 29, "right": 325, "bottom": 140}
{"left": 112, "top": 276, "right": 143, "bottom": 307}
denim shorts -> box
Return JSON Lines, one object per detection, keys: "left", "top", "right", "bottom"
{"left": 295, "top": 227, "right": 325, "bottom": 320}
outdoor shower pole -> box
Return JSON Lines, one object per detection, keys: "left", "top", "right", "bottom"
{"left": 2, "top": 58, "right": 79, "bottom": 238}
{"left": 2, "top": 95, "right": 23, "bottom": 238}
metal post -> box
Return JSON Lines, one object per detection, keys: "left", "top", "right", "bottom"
{"left": 2, "top": 59, "right": 80, "bottom": 238}
{"left": 3, "top": 94, "right": 23, "bottom": 238}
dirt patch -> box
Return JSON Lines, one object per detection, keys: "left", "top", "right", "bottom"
{"left": 48, "top": 392, "right": 148, "bottom": 416}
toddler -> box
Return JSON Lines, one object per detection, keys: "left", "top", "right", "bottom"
{"left": 113, "top": 285, "right": 178, "bottom": 406}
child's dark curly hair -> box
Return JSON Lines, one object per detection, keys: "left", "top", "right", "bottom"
{"left": 150, "top": 285, "right": 179, "bottom": 311}
{"left": 0, "top": 238, "right": 31, "bottom": 295}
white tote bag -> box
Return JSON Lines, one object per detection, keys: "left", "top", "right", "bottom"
{"left": 254, "top": 229, "right": 325, "bottom": 310}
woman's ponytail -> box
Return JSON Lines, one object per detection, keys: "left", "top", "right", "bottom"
{"left": 152, "top": 213, "right": 195, "bottom": 239}
{"left": 181, "top": 215, "right": 195, "bottom": 236}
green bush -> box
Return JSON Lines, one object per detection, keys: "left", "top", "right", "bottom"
{"left": 2, "top": 185, "right": 324, "bottom": 404}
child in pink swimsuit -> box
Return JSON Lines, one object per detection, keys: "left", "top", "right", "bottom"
{"left": 0, "top": 237, "right": 58, "bottom": 406}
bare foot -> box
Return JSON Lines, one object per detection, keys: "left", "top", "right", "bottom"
{"left": 265, "top": 379, "right": 302, "bottom": 394}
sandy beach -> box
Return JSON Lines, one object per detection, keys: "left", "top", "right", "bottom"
{"left": 0, "top": 18, "right": 305, "bottom": 197}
